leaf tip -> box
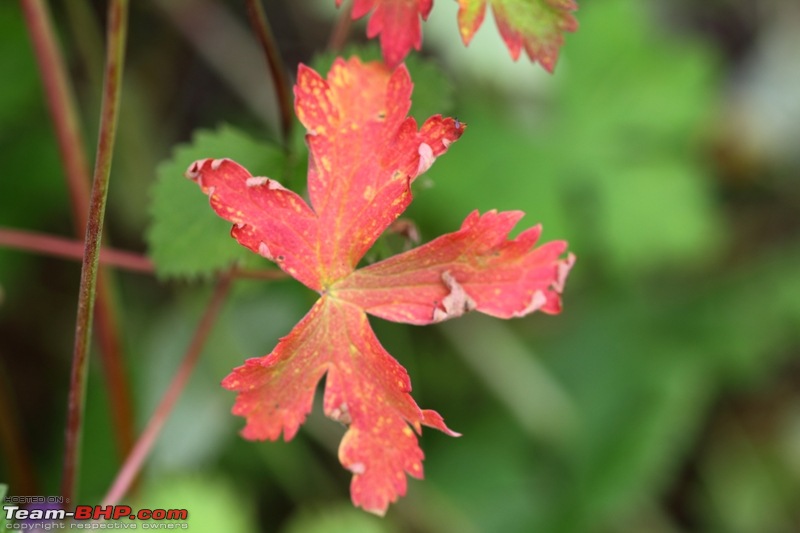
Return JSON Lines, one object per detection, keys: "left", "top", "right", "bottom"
{"left": 422, "top": 409, "right": 461, "bottom": 437}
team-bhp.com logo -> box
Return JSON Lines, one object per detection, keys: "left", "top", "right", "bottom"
{"left": 2, "top": 486, "right": 188, "bottom": 531}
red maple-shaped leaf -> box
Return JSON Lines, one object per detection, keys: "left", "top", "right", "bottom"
{"left": 457, "top": 0, "right": 578, "bottom": 70}
{"left": 186, "top": 57, "right": 574, "bottom": 515}
{"left": 338, "top": 0, "right": 433, "bottom": 68}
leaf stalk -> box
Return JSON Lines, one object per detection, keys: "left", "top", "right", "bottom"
{"left": 102, "top": 274, "right": 233, "bottom": 506}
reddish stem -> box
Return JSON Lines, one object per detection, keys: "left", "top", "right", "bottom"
{"left": 0, "top": 227, "right": 153, "bottom": 274}
{"left": 329, "top": 0, "right": 354, "bottom": 52}
{"left": 245, "top": 0, "right": 293, "bottom": 145}
{"left": 62, "top": 0, "right": 129, "bottom": 503}
{"left": 102, "top": 275, "right": 234, "bottom": 506}
{"left": 20, "top": 0, "right": 92, "bottom": 226}
{"left": 0, "top": 227, "right": 289, "bottom": 280}
{"left": 21, "top": 0, "right": 136, "bottom": 462}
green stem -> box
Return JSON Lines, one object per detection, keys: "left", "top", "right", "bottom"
{"left": 102, "top": 275, "right": 234, "bottom": 506}
{"left": 61, "top": 0, "right": 129, "bottom": 504}
{"left": 21, "top": 0, "right": 136, "bottom": 464}
{"left": 245, "top": 0, "right": 293, "bottom": 145}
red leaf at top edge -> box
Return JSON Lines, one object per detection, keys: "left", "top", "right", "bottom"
{"left": 339, "top": 0, "right": 433, "bottom": 68}
{"left": 457, "top": 0, "right": 579, "bottom": 71}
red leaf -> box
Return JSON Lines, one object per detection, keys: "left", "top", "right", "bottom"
{"left": 295, "top": 57, "right": 462, "bottom": 283}
{"left": 340, "top": 0, "right": 433, "bottom": 68}
{"left": 457, "top": 0, "right": 579, "bottom": 71}
{"left": 332, "top": 210, "right": 575, "bottom": 324}
{"left": 186, "top": 57, "right": 573, "bottom": 515}
{"left": 186, "top": 158, "right": 322, "bottom": 289}
{"left": 223, "top": 296, "right": 458, "bottom": 515}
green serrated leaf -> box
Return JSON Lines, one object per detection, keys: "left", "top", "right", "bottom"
{"left": 147, "top": 125, "right": 285, "bottom": 280}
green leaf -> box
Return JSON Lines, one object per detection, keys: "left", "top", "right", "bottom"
{"left": 147, "top": 125, "right": 285, "bottom": 279}
{"left": 281, "top": 504, "right": 396, "bottom": 533}
{"left": 415, "top": 0, "right": 723, "bottom": 278}
{"left": 456, "top": 0, "right": 578, "bottom": 71}
{"left": 136, "top": 475, "right": 257, "bottom": 533}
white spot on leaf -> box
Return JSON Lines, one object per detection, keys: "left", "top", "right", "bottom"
{"left": 211, "top": 158, "right": 228, "bottom": 170}
{"left": 258, "top": 242, "right": 274, "bottom": 260}
{"left": 512, "top": 290, "right": 547, "bottom": 317}
{"left": 432, "top": 271, "right": 476, "bottom": 322}
{"left": 348, "top": 462, "right": 366, "bottom": 475}
{"left": 246, "top": 177, "right": 269, "bottom": 187}
{"left": 329, "top": 402, "right": 351, "bottom": 425}
{"left": 185, "top": 159, "right": 203, "bottom": 180}
{"left": 416, "top": 143, "right": 435, "bottom": 175}
{"left": 553, "top": 253, "right": 576, "bottom": 292}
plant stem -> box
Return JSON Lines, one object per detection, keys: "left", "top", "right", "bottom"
{"left": 62, "top": 0, "right": 129, "bottom": 504}
{"left": 0, "top": 227, "right": 290, "bottom": 280}
{"left": 102, "top": 274, "right": 234, "bottom": 506}
{"left": 20, "top": 0, "right": 92, "bottom": 224}
{"left": 329, "top": 0, "right": 353, "bottom": 52}
{"left": 245, "top": 0, "right": 293, "bottom": 145}
{"left": 21, "top": 0, "right": 136, "bottom": 463}
{"left": 0, "top": 227, "right": 153, "bottom": 274}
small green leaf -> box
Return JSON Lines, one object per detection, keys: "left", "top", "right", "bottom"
{"left": 147, "top": 125, "right": 285, "bottom": 279}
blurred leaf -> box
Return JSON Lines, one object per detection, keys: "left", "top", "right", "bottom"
{"left": 536, "top": 243, "right": 800, "bottom": 531}
{"left": 552, "top": 0, "right": 723, "bottom": 275}
{"left": 0, "top": 4, "right": 40, "bottom": 128}
{"left": 281, "top": 504, "right": 396, "bottom": 533}
{"left": 455, "top": 0, "right": 578, "bottom": 71}
{"left": 416, "top": 0, "right": 723, "bottom": 277}
{"left": 136, "top": 475, "right": 257, "bottom": 532}
{"left": 137, "top": 295, "right": 235, "bottom": 474}
{"left": 701, "top": 423, "right": 798, "bottom": 533}
{"left": 147, "top": 125, "right": 284, "bottom": 280}
{"left": 425, "top": 412, "right": 551, "bottom": 532}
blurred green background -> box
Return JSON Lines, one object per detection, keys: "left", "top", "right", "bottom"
{"left": 2, "top": 0, "right": 800, "bottom": 531}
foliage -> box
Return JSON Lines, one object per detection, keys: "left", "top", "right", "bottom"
{"left": 342, "top": 0, "right": 577, "bottom": 68}
{"left": 182, "top": 57, "right": 571, "bottom": 514}
{"left": 2, "top": 0, "right": 800, "bottom": 531}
